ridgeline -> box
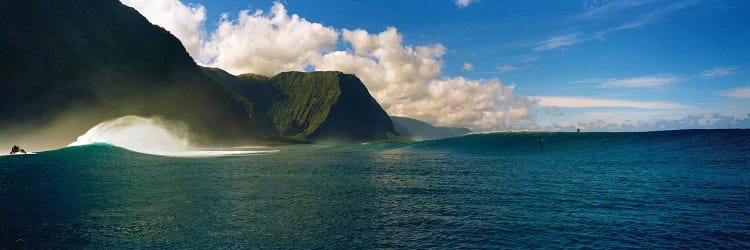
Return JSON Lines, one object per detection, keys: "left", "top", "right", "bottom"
{"left": 0, "top": 0, "right": 400, "bottom": 148}
{"left": 203, "top": 68, "right": 400, "bottom": 142}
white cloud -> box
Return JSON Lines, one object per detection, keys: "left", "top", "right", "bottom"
{"left": 122, "top": 0, "right": 532, "bottom": 131}
{"left": 544, "top": 113, "right": 750, "bottom": 132}
{"left": 533, "top": 33, "right": 583, "bottom": 51}
{"left": 519, "top": 55, "right": 538, "bottom": 63}
{"left": 575, "top": 75, "right": 683, "bottom": 88}
{"left": 314, "top": 27, "right": 445, "bottom": 97}
{"left": 463, "top": 62, "right": 474, "bottom": 71}
{"left": 120, "top": 0, "right": 207, "bottom": 57}
{"left": 535, "top": 1, "right": 701, "bottom": 51}
{"left": 613, "top": 0, "right": 700, "bottom": 31}
{"left": 576, "top": 0, "right": 653, "bottom": 20}
{"left": 200, "top": 3, "right": 339, "bottom": 75}
{"left": 544, "top": 106, "right": 564, "bottom": 116}
{"left": 601, "top": 75, "right": 682, "bottom": 88}
{"left": 314, "top": 28, "right": 536, "bottom": 130}
{"left": 497, "top": 65, "right": 521, "bottom": 72}
{"left": 722, "top": 87, "right": 750, "bottom": 99}
{"left": 122, "top": 0, "right": 732, "bottom": 132}
{"left": 534, "top": 96, "right": 689, "bottom": 109}
{"left": 701, "top": 67, "right": 739, "bottom": 79}
{"left": 455, "top": 0, "right": 475, "bottom": 8}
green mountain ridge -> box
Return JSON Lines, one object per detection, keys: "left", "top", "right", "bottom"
{"left": 203, "top": 68, "right": 400, "bottom": 142}
{"left": 0, "top": 0, "right": 403, "bottom": 149}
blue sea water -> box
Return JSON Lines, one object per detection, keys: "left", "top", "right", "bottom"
{"left": 1, "top": 130, "right": 749, "bottom": 248}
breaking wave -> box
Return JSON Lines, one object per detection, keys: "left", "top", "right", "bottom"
{"left": 69, "top": 116, "right": 276, "bottom": 157}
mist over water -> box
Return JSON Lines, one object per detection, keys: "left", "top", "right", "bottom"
{"left": 67, "top": 116, "right": 275, "bottom": 157}
{"left": 69, "top": 116, "right": 191, "bottom": 155}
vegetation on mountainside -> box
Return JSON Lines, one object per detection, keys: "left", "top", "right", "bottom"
{"left": 203, "top": 68, "right": 400, "bottom": 142}
{"left": 0, "top": 0, "right": 402, "bottom": 146}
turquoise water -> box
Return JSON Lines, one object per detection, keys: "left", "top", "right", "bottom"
{"left": 1, "top": 130, "right": 749, "bottom": 248}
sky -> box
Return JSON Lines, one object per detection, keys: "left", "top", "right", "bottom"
{"left": 120, "top": 0, "right": 750, "bottom": 132}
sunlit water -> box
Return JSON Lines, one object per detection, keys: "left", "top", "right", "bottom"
{"left": 1, "top": 130, "right": 749, "bottom": 248}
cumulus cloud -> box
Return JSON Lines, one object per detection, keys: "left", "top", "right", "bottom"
{"left": 120, "top": 0, "right": 539, "bottom": 131}
{"left": 463, "top": 62, "right": 474, "bottom": 71}
{"left": 701, "top": 66, "right": 739, "bottom": 79}
{"left": 314, "top": 28, "right": 535, "bottom": 130}
{"left": 121, "top": 0, "right": 206, "bottom": 57}
{"left": 722, "top": 87, "right": 750, "bottom": 99}
{"left": 534, "top": 96, "right": 689, "bottom": 109}
{"left": 122, "top": 0, "right": 734, "bottom": 132}
{"left": 455, "top": 0, "right": 475, "bottom": 8}
{"left": 200, "top": 3, "right": 339, "bottom": 75}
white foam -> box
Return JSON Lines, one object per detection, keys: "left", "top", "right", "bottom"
{"left": 0, "top": 152, "right": 36, "bottom": 157}
{"left": 69, "top": 116, "right": 275, "bottom": 157}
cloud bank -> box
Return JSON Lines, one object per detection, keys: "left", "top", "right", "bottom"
{"left": 722, "top": 87, "right": 750, "bottom": 99}
{"left": 121, "top": 1, "right": 535, "bottom": 131}
{"left": 202, "top": 4, "right": 339, "bottom": 75}
{"left": 314, "top": 28, "right": 535, "bottom": 130}
{"left": 535, "top": 96, "right": 689, "bottom": 109}
{"left": 120, "top": 0, "right": 743, "bottom": 132}
{"left": 544, "top": 113, "right": 750, "bottom": 132}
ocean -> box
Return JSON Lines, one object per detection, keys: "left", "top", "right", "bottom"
{"left": 1, "top": 129, "right": 749, "bottom": 248}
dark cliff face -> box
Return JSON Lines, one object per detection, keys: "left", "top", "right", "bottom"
{"left": 308, "top": 73, "right": 399, "bottom": 142}
{"left": 203, "top": 68, "right": 400, "bottom": 142}
{"left": 0, "top": 0, "right": 255, "bottom": 145}
{"left": 0, "top": 0, "right": 401, "bottom": 147}
{"left": 390, "top": 116, "right": 471, "bottom": 140}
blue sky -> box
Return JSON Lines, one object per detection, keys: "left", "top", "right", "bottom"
{"left": 124, "top": 0, "right": 750, "bottom": 131}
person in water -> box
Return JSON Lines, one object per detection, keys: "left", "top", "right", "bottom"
{"left": 9, "top": 145, "right": 26, "bottom": 155}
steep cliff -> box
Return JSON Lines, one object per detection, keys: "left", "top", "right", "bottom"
{"left": 0, "top": 0, "right": 256, "bottom": 147}
{"left": 203, "top": 68, "right": 400, "bottom": 142}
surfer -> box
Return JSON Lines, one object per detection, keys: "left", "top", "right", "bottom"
{"left": 537, "top": 136, "right": 543, "bottom": 144}
{"left": 577, "top": 128, "right": 580, "bottom": 132}
{"left": 9, "top": 145, "right": 26, "bottom": 155}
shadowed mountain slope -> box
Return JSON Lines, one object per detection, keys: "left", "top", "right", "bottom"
{"left": 203, "top": 68, "right": 400, "bottom": 142}
{"left": 0, "top": 0, "right": 256, "bottom": 147}
{"left": 391, "top": 116, "right": 471, "bottom": 140}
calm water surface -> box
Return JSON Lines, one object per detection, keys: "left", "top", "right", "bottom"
{"left": 1, "top": 130, "right": 749, "bottom": 248}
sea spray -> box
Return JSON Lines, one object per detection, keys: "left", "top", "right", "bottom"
{"left": 69, "top": 116, "right": 192, "bottom": 155}
{"left": 68, "top": 116, "right": 278, "bottom": 157}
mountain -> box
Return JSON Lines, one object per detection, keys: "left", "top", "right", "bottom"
{"left": 390, "top": 116, "right": 471, "bottom": 140}
{"left": 203, "top": 68, "right": 400, "bottom": 142}
{"left": 0, "top": 0, "right": 402, "bottom": 149}
{"left": 0, "top": 0, "right": 259, "bottom": 148}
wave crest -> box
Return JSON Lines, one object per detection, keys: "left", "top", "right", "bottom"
{"left": 69, "top": 116, "right": 191, "bottom": 155}
{"left": 69, "top": 116, "right": 275, "bottom": 157}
